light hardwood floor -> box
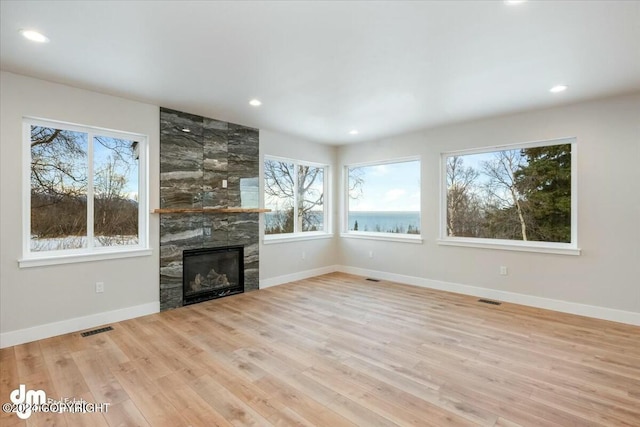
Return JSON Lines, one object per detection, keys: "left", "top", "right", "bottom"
{"left": 1, "top": 272, "right": 639, "bottom": 426}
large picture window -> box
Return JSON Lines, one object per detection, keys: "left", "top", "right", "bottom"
{"left": 345, "top": 158, "right": 421, "bottom": 238}
{"left": 441, "top": 138, "right": 578, "bottom": 254}
{"left": 264, "top": 157, "right": 328, "bottom": 238}
{"left": 22, "top": 118, "right": 148, "bottom": 265}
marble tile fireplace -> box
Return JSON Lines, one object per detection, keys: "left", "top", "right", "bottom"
{"left": 159, "top": 108, "right": 260, "bottom": 311}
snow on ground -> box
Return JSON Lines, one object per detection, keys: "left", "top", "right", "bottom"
{"left": 30, "top": 235, "right": 138, "bottom": 251}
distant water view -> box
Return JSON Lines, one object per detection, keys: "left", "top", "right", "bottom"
{"left": 348, "top": 211, "right": 420, "bottom": 234}
{"left": 265, "top": 210, "right": 420, "bottom": 234}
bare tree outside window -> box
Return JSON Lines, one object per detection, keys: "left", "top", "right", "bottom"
{"left": 298, "top": 165, "right": 324, "bottom": 232}
{"left": 446, "top": 156, "right": 480, "bottom": 237}
{"left": 264, "top": 159, "right": 327, "bottom": 234}
{"left": 30, "top": 126, "right": 88, "bottom": 250}
{"left": 29, "top": 124, "right": 140, "bottom": 252}
{"left": 93, "top": 136, "right": 139, "bottom": 247}
{"left": 482, "top": 150, "right": 529, "bottom": 241}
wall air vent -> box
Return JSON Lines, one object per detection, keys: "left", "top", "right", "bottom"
{"left": 366, "top": 278, "right": 381, "bottom": 282}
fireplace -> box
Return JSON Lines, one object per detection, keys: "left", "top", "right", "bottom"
{"left": 159, "top": 108, "right": 259, "bottom": 311}
{"left": 183, "top": 245, "right": 244, "bottom": 305}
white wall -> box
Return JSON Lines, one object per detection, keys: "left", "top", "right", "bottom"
{"left": 0, "top": 72, "right": 160, "bottom": 346}
{"left": 338, "top": 93, "right": 640, "bottom": 317}
{"left": 259, "top": 129, "right": 340, "bottom": 285}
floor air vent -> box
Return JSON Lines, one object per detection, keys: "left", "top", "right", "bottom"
{"left": 81, "top": 326, "right": 113, "bottom": 337}
{"left": 366, "top": 278, "right": 381, "bottom": 282}
{"left": 478, "top": 299, "right": 502, "bottom": 306}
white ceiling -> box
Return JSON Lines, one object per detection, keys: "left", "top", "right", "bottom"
{"left": 1, "top": 1, "right": 639, "bottom": 145}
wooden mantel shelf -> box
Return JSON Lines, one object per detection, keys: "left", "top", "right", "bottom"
{"left": 152, "top": 207, "right": 271, "bottom": 214}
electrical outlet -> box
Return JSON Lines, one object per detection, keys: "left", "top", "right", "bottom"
{"left": 301, "top": 251, "right": 306, "bottom": 260}
{"left": 369, "top": 250, "right": 374, "bottom": 258}
{"left": 96, "top": 281, "right": 104, "bottom": 293}
{"left": 222, "top": 179, "right": 228, "bottom": 188}
{"left": 500, "top": 266, "right": 508, "bottom": 276}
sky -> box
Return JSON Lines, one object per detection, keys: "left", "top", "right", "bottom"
{"left": 349, "top": 160, "right": 420, "bottom": 212}
{"left": 457, "top": 152, "right": 492, "bottom": 173}
{"left": 94, "top": 136, "right": 139, "bottom": 200}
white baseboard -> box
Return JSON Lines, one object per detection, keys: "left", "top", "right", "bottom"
{"left": 259, "top": 265, "right": 340, "bottom": 289}
{"left": 0, "top": 302, "right": 159, "bottom": 348}
{"left": 3, "top": 265, "right": 637, "bottom": 349}
{"left": 337, "top": 265, "right": 640, "bottom": 326}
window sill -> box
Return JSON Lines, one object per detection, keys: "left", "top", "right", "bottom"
{"left": 341, "top": 232, "right": 423, "bottom": 244}
{"left": 437, "top": 238, "right": 581, "bottom": 256}
{"left": 263, "top": 232, "right": 333, "bottom": 245}
{"left": 19, "top": 248, "right": 153, "bottom": 268}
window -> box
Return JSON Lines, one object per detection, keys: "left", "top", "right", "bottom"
{"left": 264, "top": 157, "right": 328, "bottom": 239}
{"left": 344, "top": 158, "right": 421, "bottom": 240}
{"left": 440, "top": 137, "right": 578, "bottom": 254}
{"left": 22, "top": 118, "right": 149, "bottom": 266}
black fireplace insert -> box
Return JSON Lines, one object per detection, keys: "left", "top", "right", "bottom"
{"left": 182, "top": 245, "right": 244, "bottom": 305}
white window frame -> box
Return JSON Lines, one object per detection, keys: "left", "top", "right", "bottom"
{"left": 438, "top": 137, "right": 580, "bottom": 255}
{"left": 341, "top": 156, "right": 423, "bottom": 244}
{"left": 20, "top": 117, "right": 151, "bottom": 268}
{"left": 263, "top": 155, "right": 331, "bottom": 244}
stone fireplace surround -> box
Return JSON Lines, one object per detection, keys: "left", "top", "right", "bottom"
{"left": 159, "top": 107, "right": 259, "bottom": 311}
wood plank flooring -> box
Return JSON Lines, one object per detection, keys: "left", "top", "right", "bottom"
{"left": 1, "top": 272, "right": 639, "bottom": 426}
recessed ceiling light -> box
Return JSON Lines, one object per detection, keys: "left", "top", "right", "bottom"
{"left": 550, "top": 85, "right": 568, "bottom": 93}
{"left": 181, "top": 128, "right": 191, "bottom": 133}
{"left": 504, "top": 0, "right": 526, "bottom": 4}
{"left": 19, "top": 29, "right": 50, "bottom": 43}
{"left": 348, "top": 130, "right": 359, "bottom": 135}
{"left": 249, "top": 99, "right": 262, "bottom": 107}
